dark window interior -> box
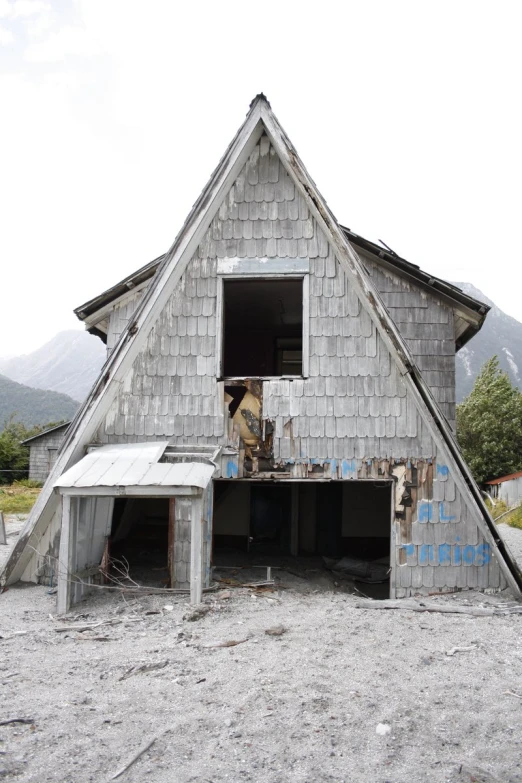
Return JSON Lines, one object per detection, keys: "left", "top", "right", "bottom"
{"left": 223, "top": 278, "right": 303, "bottom": 377}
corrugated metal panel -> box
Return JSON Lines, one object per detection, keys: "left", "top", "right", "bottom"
{"left": 55, "top": 442, "right": 214, "bottom": 490}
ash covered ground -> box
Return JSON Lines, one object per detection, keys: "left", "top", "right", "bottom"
{"left": 1, "top": 517, "right": 522, "bottom": 783}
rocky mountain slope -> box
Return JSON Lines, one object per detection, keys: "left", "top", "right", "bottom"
{"left": 0, "top": 330, "right": 106, "bottom": 403}
{"left": 0, "top": 374, "right": 79, "bottom": 429}
{"left": 455, "top": 283, "right": 522, "bottom": 401}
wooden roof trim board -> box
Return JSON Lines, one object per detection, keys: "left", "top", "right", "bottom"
{"left": 21, "top": 422, "right": 71, "bottom": 445}
{"left": 486, "top": 470, "right": 522, "bottom": 486}
{"left": 75, "top": 256, "right": 165, "bottom": 322}
{"left": 2, "top": 95, "right": 520, "bottom": 595}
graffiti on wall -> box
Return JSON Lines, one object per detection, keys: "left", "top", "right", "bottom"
{"left": 401, "top": 541, "right": 491, "bottom": 566}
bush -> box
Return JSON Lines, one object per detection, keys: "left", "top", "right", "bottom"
{"left": 14, "top": 478, "right": 43, "bottom": 489}
{"left": 485, "top": 496, "right": 522, "bottom": 530}
{"left": 0, "top": 485, "right": 41, "bottom": 514}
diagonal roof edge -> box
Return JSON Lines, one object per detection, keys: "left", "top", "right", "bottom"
{"left": 2, "top": 95, "right": 520, "bottom": 595}
{"left": 0, "top": 96, "right": 266, "bottom": 586}
{"left": 259, "top": 100, "right": 521, "bottom": 595}
{"left": 21, "top": 422, "right": 70, "bottom": 445}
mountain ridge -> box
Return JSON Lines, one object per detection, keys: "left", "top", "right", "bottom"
{"left": 0, "top": 373, "right": 79, "bottom": 429}
{"left": 453, "top": 283, "right": 522, "bottom": 401}
{"left": 0, "top": 330, "right": 106, "bottom": 402}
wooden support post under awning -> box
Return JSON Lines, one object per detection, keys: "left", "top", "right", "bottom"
{"left": 57, "top": 495, "right": 72, "bottom": 615}
{"left": 190, "top": 496, "right": 203, "bottom": 605}
{"left": 168, "top": 498, "right": 176, "bottom": 589}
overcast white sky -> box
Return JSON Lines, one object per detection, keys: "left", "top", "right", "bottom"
{"left": 0, "top": 0, "right": 520, "bottom": 357}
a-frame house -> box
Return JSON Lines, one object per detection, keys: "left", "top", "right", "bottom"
{"left": 2, "top": 95, "right": 521, "bottom": 611}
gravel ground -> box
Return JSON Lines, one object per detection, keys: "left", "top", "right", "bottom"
{"left": 1, "top": 520, "right": 522, "bottom": 783}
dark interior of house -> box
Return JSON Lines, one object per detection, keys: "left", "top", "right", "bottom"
{"left": 223, "top": 278, "right": 303, "bottom": 377}
{"left": 212, "top": 480, "right": 392, "bottom": 596}
{"left": 109, "top": 497, "right": 169, "bottom": 585}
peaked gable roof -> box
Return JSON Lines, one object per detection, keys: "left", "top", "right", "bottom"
{"left": 2, "top": 94, "right": 520, "bottom": 595}
{"left": 21, "top": 422, "right": 70, "bottom": 445}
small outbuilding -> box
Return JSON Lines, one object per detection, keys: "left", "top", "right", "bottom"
{"left": 486, "top": 471, "right": 522, "bottom": 509}
{"left": 22, "top": 423, "right": 70, "bottom": 483}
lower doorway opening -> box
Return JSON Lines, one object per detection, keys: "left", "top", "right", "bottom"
{"left": 109, "top": 497, "right": 170, "bottom": 587}
{"left": 212, "top": 480, "right": 392, "bottom": 598}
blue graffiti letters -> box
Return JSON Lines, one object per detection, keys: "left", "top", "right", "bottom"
{"left": 403, "top": 542, "right": 491, "bottom": 567}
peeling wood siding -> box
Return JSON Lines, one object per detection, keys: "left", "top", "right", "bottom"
{"left": 28, "top": 431, "right": 66, "bottom": 482}
{"left": 363, "top": 253, "right": 456, "bottom": 427}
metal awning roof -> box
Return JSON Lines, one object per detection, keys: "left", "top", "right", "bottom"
{"left": 54, "top": 442, "right": 215, "bottom": 496}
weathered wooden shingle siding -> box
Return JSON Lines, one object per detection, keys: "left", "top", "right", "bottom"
{"left": 363, "top": 253, "right": 456, "bottom": 427}
{"left": 106, "top": 291, "right": 144, "bottom": 354}
{"left": 94, "top": 134, "right": 505, "bottom": 596}
{"left": 28, "top": 431, "right": 65, "bottom": 482}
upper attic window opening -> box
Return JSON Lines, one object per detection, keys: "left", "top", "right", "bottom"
{"left": 223, "top": 278, "right": 303, "bottom": 378}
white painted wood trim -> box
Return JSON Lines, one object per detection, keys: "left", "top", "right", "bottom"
{"left": 57, "top": 486, "right": 199, "bottom": 497}
{"left": 217, "top": 258, "right": 310, "bottom": 275}
{"left": 57, "top": 495, "right": 72, "bottom": 615}
{"left": 215, "top": 276, "right": 224, "bottom": 378}
{"left": 389, "top": 485, "right": 396, "bottom": 599}
{"left": 190, "top": 495, "right": 203, "bottom": 605}
{"left": 302, "top": 274, "right": 310, "bottom": 378}
{"left": 82, "top": 279, "right": 151, "bottom": 329}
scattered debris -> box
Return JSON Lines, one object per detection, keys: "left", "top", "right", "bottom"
{"left": 324, "top": 556, "right": 390, "bottom": 584}
{"left": 76, "top": 635, "right": 112, "bottom": 642}
{"left": 446, "top": 645, "right": 478, "bottom": 656}
{"left": 0, "top": 631, "right": 28, "bottom": 641}
{"left": 265, "top": 625, "right": 286, "bottom": 636}
{"left": 503, "top": 690, "right": 522, "bottom": 699}
{"left": 454, "top": 764, "right": 503, "bottom": 782}
{"left": 54, "top": 619, "right": 122, "bottom": 633}
{"left": 183, "top": 604, "right": 211, "bottom": 622}
{"left": 109, "top": 734, "right": 162, "bottom": 780}
{"left": 202, "top": 638, "right": 250, "bottom": 648}
{"left": 355, "top": 599, "right": 522, "bottom": 617}
{"left": 376, "top": 723, "right": 391, "bottom": 736}
{"left": 163, "top": 605, "right": 174, "bottom": 612}
{"left": 119, "top": 660, "right": 169, "bottom": 681}
{"left": 0, "top": 718, "right": 35, "bottom": 726}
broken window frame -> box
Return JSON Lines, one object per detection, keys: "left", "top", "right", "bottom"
{"left": 215, "top": 271, "right": 310, "bottom": 379}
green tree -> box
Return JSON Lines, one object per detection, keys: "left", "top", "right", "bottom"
{"left": 0, "top": 418, "right": 32, "bottom": 484}
{"left": 0, "top": 417, "right": 66, "bottom": 485}
{"left": 457, "top": 356, "right": 522, "bottom": 483}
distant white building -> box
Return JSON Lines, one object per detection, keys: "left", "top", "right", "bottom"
{"left": 486, "top": 471, "right": 522, "bottom": 508}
